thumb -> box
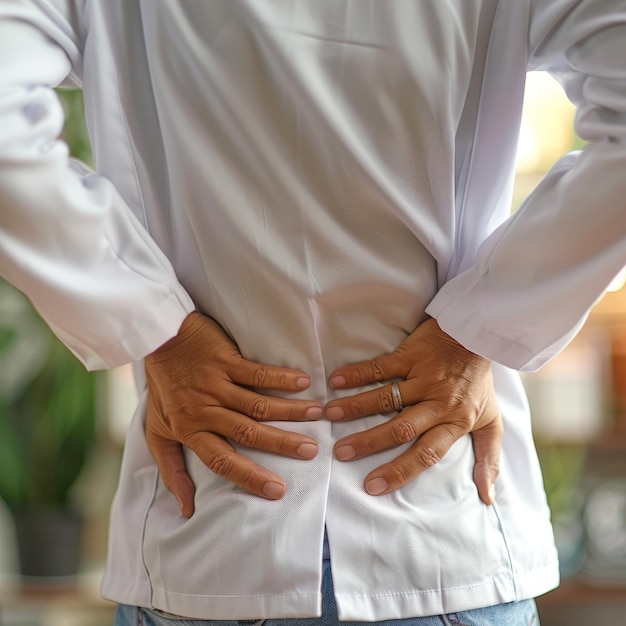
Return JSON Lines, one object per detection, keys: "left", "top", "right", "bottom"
{"left": 146, "top": 430, "right": 196, "bottom": 518}
{"left": 471, "top": 414, "right": 503, "bottom": 506}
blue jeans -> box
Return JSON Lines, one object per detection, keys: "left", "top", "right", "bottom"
{"left": 114, "top": 560, "right": 539, "bottom": 626}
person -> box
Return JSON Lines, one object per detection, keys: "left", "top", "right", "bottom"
{"left": 1, "top": 1, "right": 625, "bottom": 624}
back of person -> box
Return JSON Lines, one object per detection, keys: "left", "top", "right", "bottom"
{"left": 85, "top": 2, "right": 557, "bottom": 618}
{"left": 2, "top": 0, "right": 626, "bottom": 623}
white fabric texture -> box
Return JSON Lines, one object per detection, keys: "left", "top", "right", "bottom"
{"left": 1, "top": 0, "right": 626, "bottom": 620}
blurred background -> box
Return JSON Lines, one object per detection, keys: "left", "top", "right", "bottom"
{"left": 0, "top": 72, "right": 625, "bottom": 625}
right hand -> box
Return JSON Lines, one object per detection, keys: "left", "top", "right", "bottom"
{"left": 144, "top": 311, "right": 322, "bottom": 517}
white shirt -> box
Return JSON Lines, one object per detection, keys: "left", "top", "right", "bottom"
{"left": 1, "top": 0, "right": 626, "bottom": 620}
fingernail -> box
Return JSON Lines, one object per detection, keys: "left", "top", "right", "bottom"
{"left": 297, "top": 443, "right": 318, "bottom": 459}
{"left": 330, "top": 376, "right": 346, "bottom": 388}
{"left": 365, "top": 477, "right": 388, "bottom": 495}
{"left": 488, "top": 485, "right": 496, "bottom": 504}
{"left": 296, "top": 377, "right": 311, "bottom": 389}
{"left": 263, "top": 482, "right": 286, "bottom": 499}
{"left": 326, "top": 406, "right": 344, "bottom": 421}
{"left": 305, "top": 406, "right": 323, "bottom": 419}
{"left": 335, "top": 444, "right": 356, "bottom": 461}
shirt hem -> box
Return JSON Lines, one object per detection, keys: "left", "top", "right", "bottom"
{"left": 100, "top": 565, "right": 559, "bottom": 621}
{"left": 100, "top": 576, "right": 152, "bottom": 610}
{"left": 335, "top": 565, "right": 560, "bottom": 621}
{"left": 151, "top": 588, "right": 322, "bottom": 620}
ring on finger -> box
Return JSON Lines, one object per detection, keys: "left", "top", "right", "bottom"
{"left": 391, "top": 382, "right": 404, "bottom": 412}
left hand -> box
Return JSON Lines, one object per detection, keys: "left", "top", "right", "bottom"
{"left": 325, "top": 318, "right": 503, "bottom": 504}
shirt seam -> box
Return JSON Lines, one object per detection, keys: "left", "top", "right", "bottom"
{"left": 150, "top": 589, "right": 321, "bottom": 600}
{"left": 141, "top": 465, "right": 161, "bottom": 609}
{"left": 334, "top": 575, "right": 514, "bottom": 600}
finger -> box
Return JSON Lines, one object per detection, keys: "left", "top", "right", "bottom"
{"left": 333, "top": 403, "right": 444, "bottom": 460}
{"left": 325, "top": 381, "right": 412, "bottom": 421}
{"left": 146, "top": 430, "right": 196, "bottom": 518}
{"left": 328, "top": 353, "right": 404, "bottom": 390}
{"left": 229, "top": 358, "right": 314, "bottom": 392}
{"left": 471, "top": 415, "right": 503, "bottom": 505}
{"left": 360, "top": 423, "right": 464, "bottom": 496}
{"left": 194, "top": 407, "right": 320, "bottom": 459}
{"left": 221, "top": 385, "right": 323, "bottom": 422}
{"left": 184, "top": 431, "right": 289, "bottom": 499}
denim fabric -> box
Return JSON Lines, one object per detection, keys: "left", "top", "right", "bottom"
{"left": 114, "top": 559, "right": 539, "bottom": 626}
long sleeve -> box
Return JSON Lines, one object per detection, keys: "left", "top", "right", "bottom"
{"left": 0, "top": 1, "right": 194, "bottom": 370}
{"left": 427, "top": 0, "right": 626, "bottom": 372}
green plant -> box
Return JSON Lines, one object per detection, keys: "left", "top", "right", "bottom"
{"left": 536, "top": 442, "right": 587, "bottom": 518}
{"left": 0, "top": 281, "right": 98, "bottom": 510}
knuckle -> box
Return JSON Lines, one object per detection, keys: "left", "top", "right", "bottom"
{"left": 377, "top": 389, "right": 395, "bottom": 414}
{"left": 415, "top": 445, "right": 442, "bottom": 468}
{"left": 360, "top": 437, "right": 379, "bottom": 455}
{"left": 345, "top": 397, "right": 365, "bottom": 417}
{"left": 287, "top": 403, "right": 307, "bottom": 420}
{"left": 390, "top": 419, "right": 419, "bottom": 444}
{"left": 344, "top": 434, "right": 376, "bottom": 456}
{"left": 276, "top": 434, "right": 294, "bottom": 455}
{"left": 349, "top": 369, "right": 364, "bottom": 386}
{"left": 206, "top": 451, "right": 237, "bottom": 478}
{"left": 246, "top": 397, "right": 272, "bottom": 421}
{"left": 369, "top": 360, "right": 387, "bottom": 381}
{"left": 386, "top": 462, "right": 413, "bottom": 485}
{"left": 233, "top": 423, "right": 262, "bottom": 448}
{"left": 239, "top": 467, "right": 263, "bottom": 490}
{"left": 252, "top": 367, "right": 267, "bottom": 387}
{"left": 351, "top": 434, "right": 378, "bottom": 456}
